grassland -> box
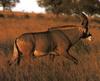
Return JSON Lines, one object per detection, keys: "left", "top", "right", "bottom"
{"left": 0, "top": 11, "right": 100, "bottom": 81}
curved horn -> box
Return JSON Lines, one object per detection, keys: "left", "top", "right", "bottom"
{"left": 81, "top": 12, "right": 89, "bottom": 33}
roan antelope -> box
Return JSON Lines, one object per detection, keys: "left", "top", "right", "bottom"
{"left": 8, "top": 12, "right": 92, "bottom": 65}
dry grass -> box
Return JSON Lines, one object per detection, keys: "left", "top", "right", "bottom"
{"left": 0, "top": 11, "right": 100, "bottom": 81}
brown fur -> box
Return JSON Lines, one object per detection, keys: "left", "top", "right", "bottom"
{"left": 9, "top": 27, "right": 85, "bottom": 65}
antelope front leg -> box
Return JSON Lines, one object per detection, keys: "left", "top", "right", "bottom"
{"left": 64, "top": 50, "right": 78, "bottom": 64}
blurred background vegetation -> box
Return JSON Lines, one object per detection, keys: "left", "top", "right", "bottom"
{"left": 37, "top": 0, "right": 100, "bottom": 15}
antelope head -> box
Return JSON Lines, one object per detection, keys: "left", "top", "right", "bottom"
{"left": 80, "top": 12, "right": 92, "bottom": 42}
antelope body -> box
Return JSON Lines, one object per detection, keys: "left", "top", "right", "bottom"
{"left": 8, "top": 12, "right": 92, "bottom": 65}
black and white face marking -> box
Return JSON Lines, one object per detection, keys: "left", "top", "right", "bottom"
{"left": 84, "top": 33, "right": 92, "bottom": 41}
{"left": 86, "top": 35, "right": 92, "bottom": 41}
{"left": 81, "top": 32, "right": 92, "bottom": 41}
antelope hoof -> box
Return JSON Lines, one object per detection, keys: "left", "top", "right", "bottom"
{"left": 73, "top": 59, "right": 78, "bottom": 64}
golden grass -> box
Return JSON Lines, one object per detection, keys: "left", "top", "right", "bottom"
{"left": 0, "top": 11, "right": 100, "bottom": 81}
